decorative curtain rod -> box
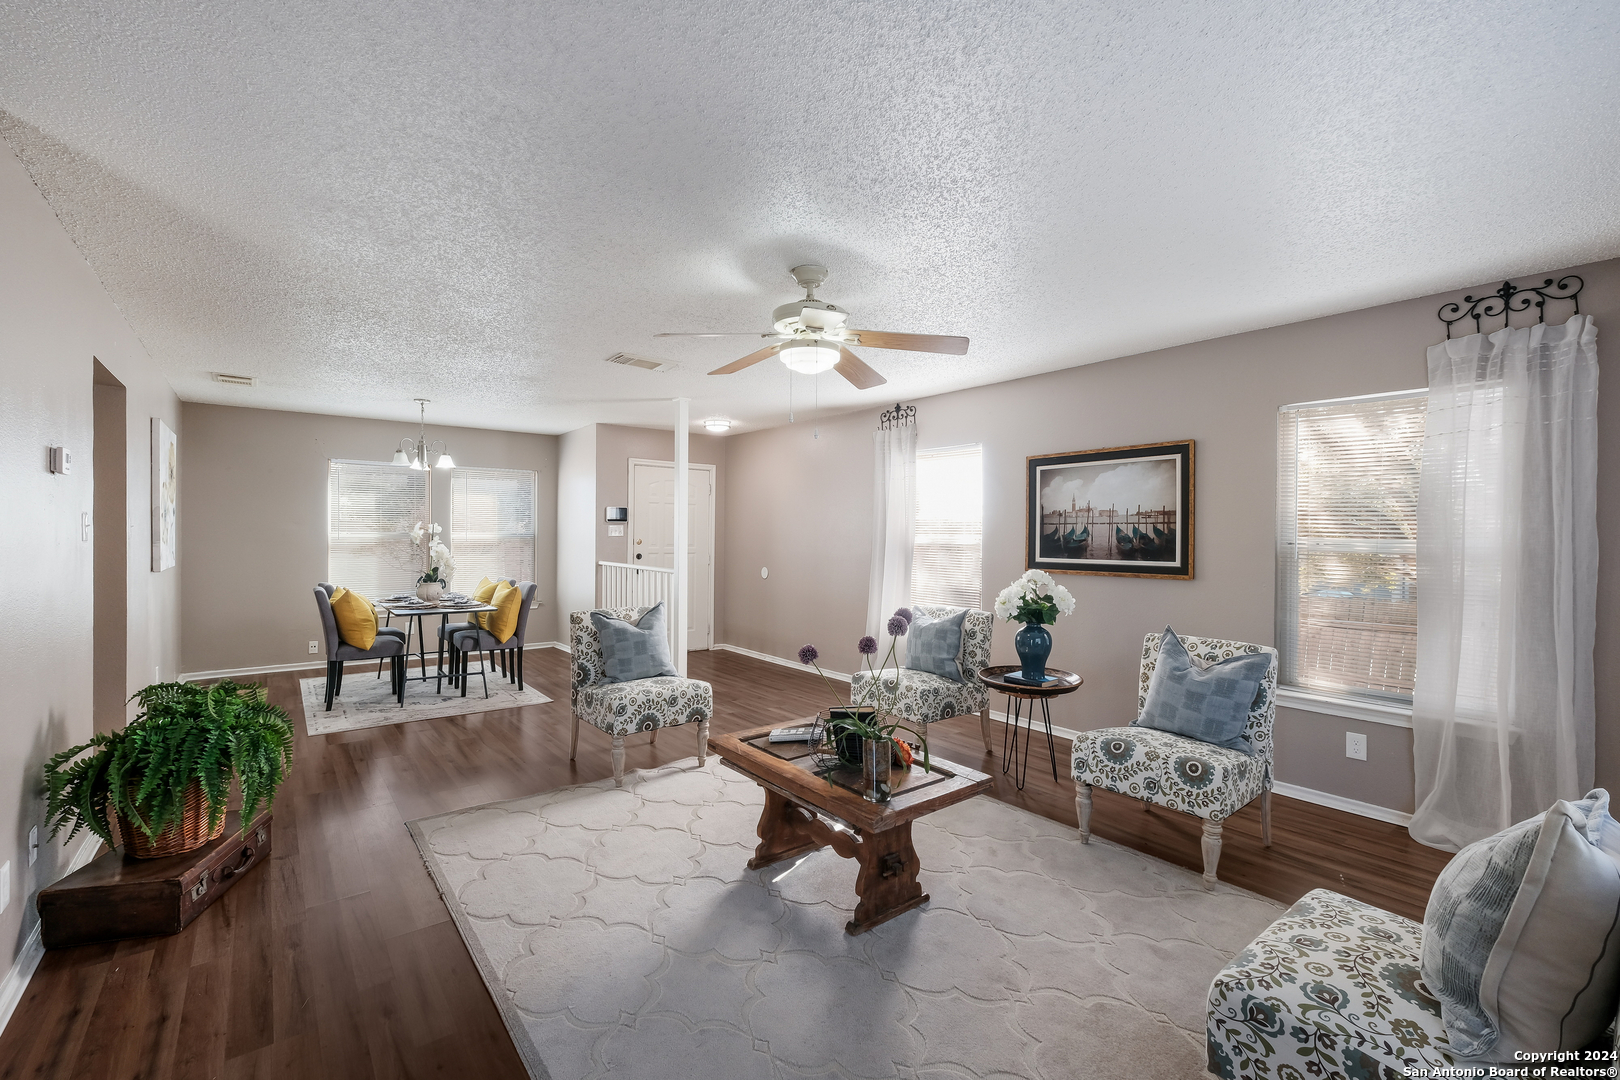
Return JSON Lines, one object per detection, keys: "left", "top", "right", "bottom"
{"left": 1438, "top": 275, "right": 1583, "bottom": 339}
{"left": 878, "top": 402, "right": 916, "bottom": 429}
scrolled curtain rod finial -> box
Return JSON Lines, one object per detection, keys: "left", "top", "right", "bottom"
{"left": 879, "top": 403, "right": 916, "bottom": 430}
{"left": 1438, "top": 275, "right": 1583, "bottom": 339}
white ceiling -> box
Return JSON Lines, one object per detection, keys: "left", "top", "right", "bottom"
{"left": 3, "top": 1, "right": 1618, "bottom": 436}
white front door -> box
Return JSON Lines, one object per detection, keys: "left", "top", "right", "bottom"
{"left": 629, "top": 461, "right": 715, "bottom": 649}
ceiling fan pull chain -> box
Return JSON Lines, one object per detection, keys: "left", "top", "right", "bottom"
{"left": 788, "top": 369, "right": 794, "bottom": 423}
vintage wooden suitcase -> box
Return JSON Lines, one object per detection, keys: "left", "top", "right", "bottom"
{"left": 38, "top": 809, "right": 272, "bottom": 948}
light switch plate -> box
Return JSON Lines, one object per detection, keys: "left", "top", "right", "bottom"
{"left": 0, "top": 861, "right": 9, "bottom": 913}
{"left": 1346, "top": 732, "right": 1367, "bottom": 761}
{"left": 607, "top": 523, "right": 625, "bottom": 537}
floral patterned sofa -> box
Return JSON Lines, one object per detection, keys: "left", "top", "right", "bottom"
{"left": 1071, "top": 632, "right": 1278, "bottom": 887}
{"left": 568, "top": 608, "right": 714, "bottom": 786}
{"left": 1207, "top": 888, "right": 1455, "bottom": 1080}
{"left": 849, "top": 603, "right": 996, "bottom": 755}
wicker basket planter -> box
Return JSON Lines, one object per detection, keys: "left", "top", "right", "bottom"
{"left": 116, "top": 779, "right": 226, "bottom": 859}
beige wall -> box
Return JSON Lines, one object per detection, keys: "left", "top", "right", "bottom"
{"left": 721, "top": 258, "right": 1620, "bottom": 814}
{"left": 556, "top": 424, "right": 598, "bottom": 628}
{"left": 0, "top": 142, "right": 181, "bottom": 971}
{"left": 180, "top": 403, "right": 560, "bottom": 675}
{"left": 553, "top": 422, "right": 731, "bottom": 641}
{"left": 593, "top": 424, "right": 729, "bottom": 642}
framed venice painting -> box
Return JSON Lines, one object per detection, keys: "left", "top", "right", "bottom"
{"left": 1026, "top": 440, "right": 1193, "bottom": 579}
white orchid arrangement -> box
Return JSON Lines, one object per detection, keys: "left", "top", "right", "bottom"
{"left": 994, "top": 569, "right": 1076, "bottom": 626}
{"left": 409, "top": 522, "right": 455, "bottom": 584}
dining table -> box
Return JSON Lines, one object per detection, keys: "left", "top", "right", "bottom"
{"left": 375, "top": 595, "right": 499, "bottom": 690}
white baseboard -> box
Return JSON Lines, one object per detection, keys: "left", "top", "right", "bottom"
{"left": 713, "top": 643, "right": 852, "bottom": 682}
{"left": 1270, "top": 782, "right": 1413, "bottom": 826}
{"left": 0, "top": 832, "right": 102, "bottom": 1039}
{"left": 180, "top": 640, "right": 571, "bottom": 683}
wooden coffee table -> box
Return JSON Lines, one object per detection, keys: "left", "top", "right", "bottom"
{"left": 708, "top": 722, "right": 992, "bottom": 935}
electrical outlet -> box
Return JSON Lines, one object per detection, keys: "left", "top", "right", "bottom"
{"left": 0, "top": 861, "right": 9, "bottom": 913}
{"left": 308, "top": 640, "right": 320, "bottom": 654}
{"left": 28, "top": 826, "right": 38, "bottom": 867}
{"left": 1346, "top": 732, "right": 1368, "bottom": 761}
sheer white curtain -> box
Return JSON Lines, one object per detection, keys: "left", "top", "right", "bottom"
{"left": 1410, "top": 315, "right": 1599, "bottom": 850}
{"left": 867, "top": 422, "right": 917, "bottom": 642}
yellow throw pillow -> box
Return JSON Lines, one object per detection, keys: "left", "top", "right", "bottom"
{"left": 329, "top": 586, "right": 378, "bottom": 650}
{"left": 471, "top": 576, "right": 499, "bottom": 629}
{"left": 485, "top": 581, "right": 522, "bottom": 643}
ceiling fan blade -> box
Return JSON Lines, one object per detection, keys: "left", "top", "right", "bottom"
{"left": 655, "top": 332, "right": 772, "bottom": 338}
{"left": 847, "top": 330, "right": 969, "bottom": 355}
{"left": 709, "top": 342, "right": 785, "bottom": 375}
{"left": 835, "top": 347, "right": 887, "bottom": 390}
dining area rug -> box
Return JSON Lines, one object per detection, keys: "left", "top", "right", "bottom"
{"left": 408, "top": 757, "right": 1284, "bottom": 1080}
{"left": 298, "top": 662, "right": 551, "bottom": 736}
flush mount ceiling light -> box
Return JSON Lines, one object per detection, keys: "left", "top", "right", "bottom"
{"left": 702, "top": 417, "right": 733, "bottom": 433}
{"left": 656, "top": 264, "right": 970, "bottom": 390}
{"left": 392, "top": 398, "right": 456, "bottom": 470}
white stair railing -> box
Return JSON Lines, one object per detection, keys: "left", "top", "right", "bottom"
{"left": 597, "top": 561, "right": 677, "bottom": 652}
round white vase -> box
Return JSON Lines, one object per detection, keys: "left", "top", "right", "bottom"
{"left": 416, "top": 580, "right": 445, "bottom": 602}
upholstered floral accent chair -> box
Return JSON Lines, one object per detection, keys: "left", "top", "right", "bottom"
{"left": 849, "top": 604, "right": 997, "bottom": 755}
{"left": 1207, "top": 889, "right": 1454, "bottom": 1079}
{"left": 568, "top": 608, "right": 714, "bottom": 787}
{"left": 1070, "top": 632, "right": 1278, "bottom": 888}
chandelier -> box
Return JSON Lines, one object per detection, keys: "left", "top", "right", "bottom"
{"left": 392, "top": 398, "right": 456, "bottom": 470}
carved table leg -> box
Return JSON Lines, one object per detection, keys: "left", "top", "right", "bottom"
{"left": 846, "top": 822, "right": 927, "bottom": 935}
{"left": 748, "top": 790, "right": 825, "bottom": 870}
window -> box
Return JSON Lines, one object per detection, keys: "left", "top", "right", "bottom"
{"left": 451, "top": 467, "right": 537, "bottom": 587}
{"left": 328, "top": 461, "right": 431, "bottom": 598}
{"left": 912, "top": 445, "right": 983, "bottom": 608}
{"left": 1277, "top": 390, "right": 1426, "bottom": 703}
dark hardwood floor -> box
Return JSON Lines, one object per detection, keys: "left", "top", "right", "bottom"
{"left": 0, "top": 648, "right": 1451, "bottom": 1079}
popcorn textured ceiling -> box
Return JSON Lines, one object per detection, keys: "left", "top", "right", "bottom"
{"left": 2, "top": 1, "right": 1617, "bottom": 435}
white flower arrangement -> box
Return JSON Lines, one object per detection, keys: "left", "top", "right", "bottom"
{"left": 994, "top": 569, "right": 1076, "bottom": 625}
{"left": 410, "top": 522, "right": 455, "bottom": 583}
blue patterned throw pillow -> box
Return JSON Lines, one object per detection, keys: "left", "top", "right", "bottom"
{"left": 904, "top": 609, "right": 967, "bottom": 683}
{"left": 1131, "top": 628, "right": 1267, "bottom": 752}
{"left": 590, "top": 602, "right": 678, "bottom": 683}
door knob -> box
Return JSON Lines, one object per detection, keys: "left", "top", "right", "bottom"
{"left": 635, "top": 553, "right": 642, "bottom": 560}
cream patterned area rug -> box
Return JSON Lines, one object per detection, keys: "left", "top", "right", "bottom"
{"left": 298, "top": 666, "right": 551, "bottom": 736}
{"left": 408, "top": 757, "right": 1284, "bottom": 1080}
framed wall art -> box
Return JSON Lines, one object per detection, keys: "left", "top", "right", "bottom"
{"left": 1026, "top": 440, "right": 1193, "bottom": 579}
{"left": 151, "top": 418, "right": 177, "bottom": 571}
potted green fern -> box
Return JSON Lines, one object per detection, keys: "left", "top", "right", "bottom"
{"left": 44, "top": 680, "right": 294, "bottom": 859}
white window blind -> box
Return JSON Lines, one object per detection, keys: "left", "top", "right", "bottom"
{"left": 327, "top": 461, "right": 431, "bottom": 599}
{"left": 911, "top": 445, "right": 983, "bottom": 609}
{"left": 1277, "top": 390, "right": 1426, "bottom": 703}
{"left": 451, "top": 467, "right": 537, "bottom": 588}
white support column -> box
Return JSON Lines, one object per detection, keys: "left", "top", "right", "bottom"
{"left": 673, "top": 398, "right": 690, "bottom": 676}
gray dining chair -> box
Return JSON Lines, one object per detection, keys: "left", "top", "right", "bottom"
{"left": 444, "top": 581, "right": 538, "bottom": 698}
{"left": 318, "top": 582, "right": 407, "bottom": 680}
{"left": 313, "top": 586, "right": 408, "bottom": 709}
{"left": 436, "top": 578, "right": 515, "bottom": 687}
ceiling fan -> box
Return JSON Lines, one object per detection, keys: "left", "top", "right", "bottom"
{"left": 655, "top": 264, "right": 969, "bottom": 390}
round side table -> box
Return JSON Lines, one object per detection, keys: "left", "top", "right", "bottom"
{"left": 976, "top": 666, "right": 1083, "bottom": 791}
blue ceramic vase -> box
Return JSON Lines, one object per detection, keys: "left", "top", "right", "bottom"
{"left": 1014, "top": 622, "right": 1052, "bottom": 682}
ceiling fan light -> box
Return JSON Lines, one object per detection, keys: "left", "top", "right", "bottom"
{"left": 703, "top": 417, "right": 732, "bottom": 433}
{"left": 778, "top": 339, "right": 840, "bottom": 375}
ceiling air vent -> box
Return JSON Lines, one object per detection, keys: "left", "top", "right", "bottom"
{"left": 211, "top": 372, "right": 256, "bottom": 386}
{"left": 603, "top": 353, "right": 675, "bottom": 373}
